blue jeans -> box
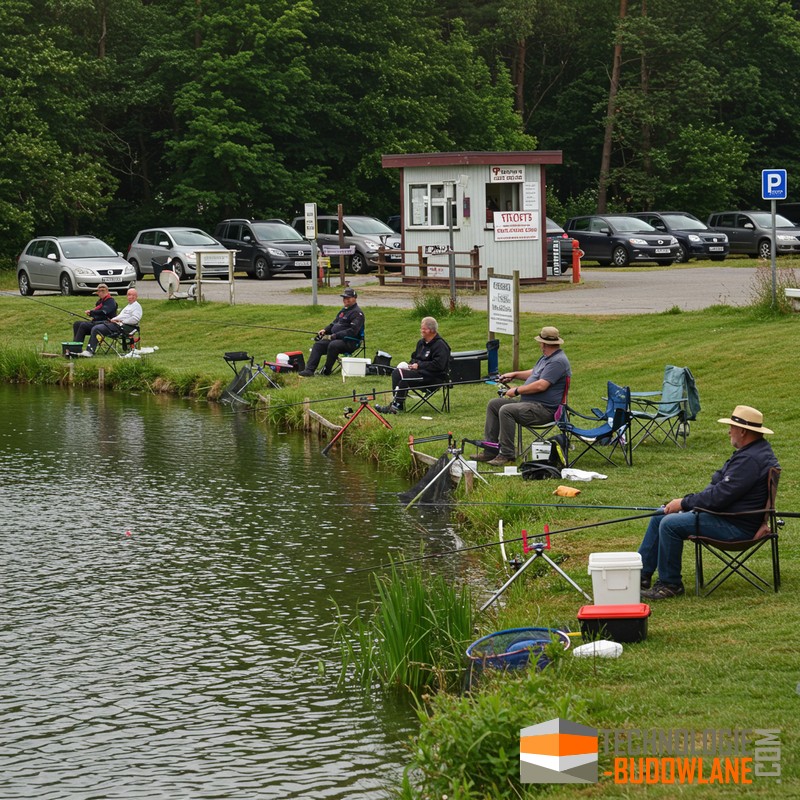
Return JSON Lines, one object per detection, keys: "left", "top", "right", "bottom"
{"left": 638, "top": 510, "right": 751, "bottom": 586}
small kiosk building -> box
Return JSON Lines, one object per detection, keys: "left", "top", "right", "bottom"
{"left": 382, "top": 150, "right": 564, "bottom": 283}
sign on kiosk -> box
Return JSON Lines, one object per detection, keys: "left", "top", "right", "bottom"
{"left": 493, "top": 211, "right": 539, "bottom": 241}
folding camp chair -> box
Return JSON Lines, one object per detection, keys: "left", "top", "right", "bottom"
{"left": 320, "top": 327, "right": 367, "bottom": 375}
{"left": 516, "top": 376, "right": 571, "bottom": 459}
{"left": 558, "top": 381, "right": 633, "bottom": 467}
{"left": 406, "top": 374, "right": 452, "bottom": 414}
{"left": 630, "top": 365, "right": 699, "bottom": 450}
{"left": 688, "top": 467, "right": 782, "bottom": 596}
{"left": 96, "top": 323, "right": 141, "bottom": 357}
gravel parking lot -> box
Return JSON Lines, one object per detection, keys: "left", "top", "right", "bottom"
{"left": 131, "top": 264, "right": 755, "bottom": 315}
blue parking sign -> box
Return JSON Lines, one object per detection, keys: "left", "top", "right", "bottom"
{"left": 762, "top": 169, "right": 787, "bottom": 200}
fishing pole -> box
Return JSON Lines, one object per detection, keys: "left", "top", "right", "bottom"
{"left": 0, "top": 290, "right": 88, "bottom": 320}
{"left": 328, "top": 511, "right": 658, "bottom": 578}
{"left": 183, "top": 319, "right": 319, "bottom": 336}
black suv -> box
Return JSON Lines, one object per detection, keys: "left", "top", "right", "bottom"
{"left": 706, "top": 211, "right": 800, "bottom": 259}
{"left": 564, "top": 215, "right": 679, "bottom": 266}
{"left": 214, "top": 219, "right": 313, "bottom": 279}
{"left": 627, "top": 212, "right": 729, "bottom": 263}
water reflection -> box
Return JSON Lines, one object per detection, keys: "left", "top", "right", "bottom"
{"left": 0, "top": 385, "right": 459, "bottom": 799}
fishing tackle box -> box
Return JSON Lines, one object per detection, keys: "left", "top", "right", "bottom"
{"left": 577, "top": 603, "right": 651, "bottom": 643}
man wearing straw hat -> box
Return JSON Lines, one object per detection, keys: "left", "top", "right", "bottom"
{"left": 475, "top": 325, "right": 571, "bottom": 467}
{"left": 639, "top": 405, "right": 779, "bottom": 600}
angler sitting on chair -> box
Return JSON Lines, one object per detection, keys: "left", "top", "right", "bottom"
{"left": 72, "top": 283, "right": 118, "bottom": 347}
{"left": 81, "top": 288, "right": 143, "bottom": 357}
{"left": 299, "top": 288, "right": 365, "bottom": 377}
{"left": 376, "top": 316, "right": 450, "bottom": 415}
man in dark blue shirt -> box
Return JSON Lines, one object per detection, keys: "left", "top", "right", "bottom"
{"left": 72, "top": 284, "right": 118, "bottom": 346}
{"left": 299, "top": 288, "right": 365, "bottom": 376}
{"left": 639, "top": 405, "right": 779, "bottom": 599}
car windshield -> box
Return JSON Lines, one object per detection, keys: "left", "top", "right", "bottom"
{"left": 660, "top": 213, "right": 706, "bottom": 230}
{"left": 61, "top": 239, "right": 118, "bottom": 259}
{"left": 749, "top": 212, "right": 796, "bottom": 228}
{"left": 546, "top": 217, "right": 565, "bottom": 233}
{"left": 607, "top": 216, "right": 656, "bottom": 233}
{"left": 253, "top": 223, "right": 304, "bottom": 241}
{"left": 170, "top": 230, "right": 218, "bottom": 246}
{"left": 344, "top": 217, "right": 395, "bottom": 235}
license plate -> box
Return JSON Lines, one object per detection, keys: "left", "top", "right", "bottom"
{"left": 708, "top": 246, "right": 724, "bottom": 252}
{"left": 295, "top": 260, "right": 311, "bottom": 266}
{"left": 655, "top": 248, "right": 671, "bottom": 254}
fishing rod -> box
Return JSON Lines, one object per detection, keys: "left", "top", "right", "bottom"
{"left": 328, "top": 511, "right": 658, "bottom": 578}
{"left": 183, "top": 319, "right": 319, "bottom": 336}
{"left": 0, "top": 290, "right": 88, "bottom": 320}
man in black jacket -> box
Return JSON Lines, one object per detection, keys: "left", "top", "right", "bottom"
{"left": 72, "top": 284, "right": 118, "bottom": 346}
{"left": 638, "top": 405, "right": 779, "bottom": 599}
{"left": 376, "top": 316, "right": 450, "bottom": 414}
{"left": 299, "top": 288, "right": 365, "bottom": 376}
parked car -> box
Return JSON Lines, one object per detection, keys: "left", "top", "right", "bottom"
{"left": 127, "top": 227, "right": 229, "bottom": 280}
{"left": 706, "top": 211, "right": 800, "bottom": 259}
{"left": 546, "top": 218, "right": 575, "bottom": 275}
{"left": 564, "top": 215, "right": 680, "bottom": 266}
{"left": 214, "top": 219, "right": 313, "bottom": 279}
{"left": 627, "top": 212, "right": 729, "bottom": 263}
{"left": 291, "top": 214, "right": 401, "bottom": 273}
{"left": 17, "top": 235, "right": 136, "bottom": 296}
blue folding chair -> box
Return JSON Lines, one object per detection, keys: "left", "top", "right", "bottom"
{"left": 558, "top": 381, "right": 632, "bottom": 467}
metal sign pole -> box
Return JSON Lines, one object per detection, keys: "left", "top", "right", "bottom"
{"left": 771, "top": 199, "right": 777, "bottom": 308}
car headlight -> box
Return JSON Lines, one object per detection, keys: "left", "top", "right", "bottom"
{"left": 628, "top": 238, "right": 648, "bottom": 246}
{"left": 124, "top": 264, "right": 135, "bottom": 274}
{"left": 688, "top": 234, "right": 701, "bottom": 242}
{"left": 776, "top": 234, "right": 797, "bottom": 242}
{"left": 182, "top": 250, "right": 197, "bottom": 262}
{"left": 669, "top": 237, "right": 678, "bottom": 245}
{"left": 363, "top": 238, "right": 381, "bottom": 251}
{"left": 73, "top": 266, "right": 93, "bottom": 276}
{"left": 267, "top": 247, "right": 287, "bottom": 258}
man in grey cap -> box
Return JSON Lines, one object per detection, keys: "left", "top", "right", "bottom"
{"left": 639, "top": 405, "right": 779, "bottom": 599}
{"left": 72, "top": 283, "right": 118, "bottom": 347}
{"left": 476, "top": 325, "right": 571, "bottom": 466}
{"left": 299, "top": 288, "right": 365, "bottom": 376}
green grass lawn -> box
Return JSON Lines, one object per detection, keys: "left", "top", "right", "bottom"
{"left": 1, "top": 270, "right": 798, "bottom": 797}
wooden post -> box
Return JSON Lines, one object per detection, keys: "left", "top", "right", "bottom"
{"left": 98, "top": 367, "right": 105, "bottom": 388}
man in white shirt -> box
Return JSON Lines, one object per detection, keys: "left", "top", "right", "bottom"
{"left": 82, "top": 288, "right": 143, "bottom": 357}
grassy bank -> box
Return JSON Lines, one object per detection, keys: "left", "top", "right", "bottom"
{"left": 1, "top": 279, "right": 799, "bottom": 797}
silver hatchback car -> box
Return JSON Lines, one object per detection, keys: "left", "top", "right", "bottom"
{"left": 17, "top": 235, "right": 136, "bottom": 296}
{"left": 127, "top": 227, "right": 229, "bottom": 279}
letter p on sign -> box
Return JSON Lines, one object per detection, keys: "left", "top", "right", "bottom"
{"left": 762, "top": 169, "right": 787, "bottom": 200}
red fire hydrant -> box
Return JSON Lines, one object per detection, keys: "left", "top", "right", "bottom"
{"left": 572, "top": 238, "right": 582, "bottom": 284}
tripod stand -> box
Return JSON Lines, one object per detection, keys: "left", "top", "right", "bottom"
{"left": 480, "top": 541, "right": 591, "bottom": 611}
{"left": 321, "top": 395, "right": 392, "bottom": 456}
{"left": 404, "top": 438, "right": 489, "bottom": 509}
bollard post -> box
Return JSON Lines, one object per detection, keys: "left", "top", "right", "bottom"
{"left": 572, "top": 239, "right": 582, "bottom": 284}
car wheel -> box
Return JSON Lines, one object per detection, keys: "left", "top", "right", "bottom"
{"left": 758, "top": 239, "right": 771, "bottom": 259}
{"left": 349, "top": 252, "right": 371, "bottom": 274}
{"left": 18, "top": 271, "right": 34, "bottom": 296}
{"left": 675, "top": 244, "right": 690, "bottom": 263}
{"left": 612, "top": 246, "right": 630, "bottom": 267}
{"left": 171, "top": 259, "right": 186, "bottom": 280}
{"left": 129, "top": 258, "right": 142, "bottom": 280}
{"left": 59, "top": 273, "right": 74, "bottom": 296}
{"left": 254, "top": 256, "right": 271, "bottom": 280}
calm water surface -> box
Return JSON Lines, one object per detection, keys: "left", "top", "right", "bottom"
{"left": 0, "top": 384, "right": 461, "bottom": 799}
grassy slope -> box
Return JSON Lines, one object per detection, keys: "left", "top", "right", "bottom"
{"left": 1, "top": 274, "right": 798, "bottom": 797}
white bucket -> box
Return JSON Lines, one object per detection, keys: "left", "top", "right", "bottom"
{"left": 340, "top": 357, "right": 371, "bottom": 378}
{"left": 587, "top": 552, "right": 642, "bottom": 606}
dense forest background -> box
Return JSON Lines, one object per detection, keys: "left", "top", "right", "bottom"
{"left": 2, "top": 0, "right": 800, "bottom": 264}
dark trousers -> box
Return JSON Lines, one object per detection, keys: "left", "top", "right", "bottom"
{"left": 306, "top": 338, "right": 355, "bottom": 374}
{"left": 390, "top": 368, "right": 439, "bottom": 406}
{"left": 87, "top": 322, "right": 123, "bottom": 353}
{"left": 73, "top": 320, "right": 95, "bottom": 343}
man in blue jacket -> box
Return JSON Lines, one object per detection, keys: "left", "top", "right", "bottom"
{"left": 72, "top": 284, "right": 118, "bottom": 347}
{"left": 639, "top": 405, "right": 779, "bottom": 599}
{"left": 299, "top": 288, "right": 365, "bottom": 376}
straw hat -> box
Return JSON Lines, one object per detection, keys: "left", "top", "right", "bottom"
{"left": 535, "top": 326, "right": 564, "bottom": 345}
{"left": 718, "top": 405, "right": 773, "bottom": 435}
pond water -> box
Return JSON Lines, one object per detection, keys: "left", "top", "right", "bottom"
{"left": 0, "top": 384, "right": 461, "bottom": 799}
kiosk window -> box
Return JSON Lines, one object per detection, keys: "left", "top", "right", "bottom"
{"left": 408, "top": 183, "right": 458, "bottom": 228}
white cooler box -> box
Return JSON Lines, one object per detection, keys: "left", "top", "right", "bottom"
{"left": 340, "top": 356, "right": 371, "bottom": 379}
{"left": 588, "top": 552, "right": 642, "bottom": 606}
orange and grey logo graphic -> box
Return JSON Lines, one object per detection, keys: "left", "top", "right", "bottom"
{"left": 520, "top": 718, "right": 598, "bottom": 783}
